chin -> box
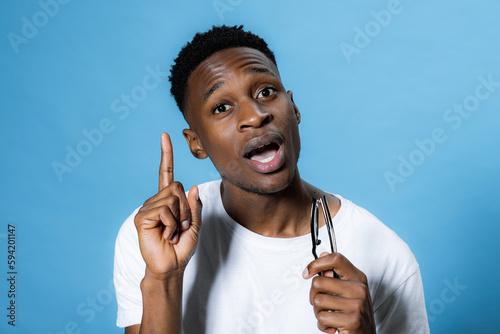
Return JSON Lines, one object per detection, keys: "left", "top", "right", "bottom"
{"left": 221, "top": 166, "right": 297, "bottom": 196}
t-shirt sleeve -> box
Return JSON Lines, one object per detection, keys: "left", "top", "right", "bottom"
{"left": 340, "top": 198, "right": 430, "bottom": 333}
{"left": 113, "top": 207, "right": 146, "bottom": 328}
{"left": 373, "top": 266, "right": 430, "bottom": 334}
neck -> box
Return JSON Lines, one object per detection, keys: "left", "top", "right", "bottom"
{"left": 221, "top": 171, "right": 315, "bottom": 238}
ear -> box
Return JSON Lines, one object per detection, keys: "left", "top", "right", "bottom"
{"left": 287, "top": 90, "right": 301, "bottom": 124}
{"left": 182, "top": 128, "right": 208, "bottom": 159}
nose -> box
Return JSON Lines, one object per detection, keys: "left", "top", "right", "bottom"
{"left": 237, "top": 98, "right": 272, "bottom": 131}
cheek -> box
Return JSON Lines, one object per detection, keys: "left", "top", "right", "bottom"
{"left": 282, "top": 107, "right": 300, "bottom": 132}
{"left": 286, "top": 114, "right": 301, "bottom": 153}
{"left": 210, "top": 146, "right": 245, "bottom": 179}
{"left": 202, "top": 131, "right": 238, "bottom": 167}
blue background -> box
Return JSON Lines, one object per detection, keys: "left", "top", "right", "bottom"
{"left": 1, "top": 0, "right": 499, "bottom": 333}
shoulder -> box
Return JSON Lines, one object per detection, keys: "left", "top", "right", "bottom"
{"left": 334, "top": 195, "right": 421, "bottom": 305}
{"left": 337, "top": 195, "right": 417, "bottom": 267}
{"left": 196, "top": 179, "right": 226, "bottom": 223}
{"left": 115, "top": 207, "right": 141, "bottom": 252}
{"left": 113, "top": 207, "right": 145, "bottom": 327}
{"left": 114, "top": 207, "right": 144, "bottom": 276}
{"left": 197, "top": 179, "right": 222, "bottom": 204}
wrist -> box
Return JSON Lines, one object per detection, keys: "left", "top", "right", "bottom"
{"left": 140, "top": 266, "right": 184, "bottom": 333}
{"left": 141, "top": 267, "right": 184, "bottom": 294}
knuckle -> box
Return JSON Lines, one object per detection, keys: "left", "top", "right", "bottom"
{"left": 330, "top": 252, "right": 341, "bottom": 263}
{"left": 134, "top": 212, "right": 149, "bottom": 231}
{"left": 360, "top": 272, "right": 368, "bottom": 284}
{"left": 158, "top": 205, "right": 171, "bottom": 219}
{"left": 355, "top": 282, "right": 368, "bottom": 297}
{"left": 170, "top": 181, "right": 184, "bottom": 192}
{"left": 133, "top": 214, "right": 142, "bottom": 227}
{"left": 317, "top": 310, "right": 330, "bottom": 324}
{"left": 353, "top": 298, "right": 366, "bottom": 314}
{"left": 312, "top": 293, "right": 326, "bottom": 307}
{"left": 143, "top": 192, "right": 161, "bottom": 207}
{"left": 317, "top": 322, "right": 330, "bottom": 333}
{"left": 348, "top": 314, "right": 362, "bottom": 329}
{"left": 311, "top": 276, "right": 323, "bottom": 290}
{"left": 166, "top": 195, "right": 180, "bottom": 207}
{"left": 354, "top": 298, "right": 364, "bottom": 309}
{"left": 142, "top": 198, "right": 152, "bottom": 207}
{"left": 308, "top": 262, "right": 318, "bottom": 273}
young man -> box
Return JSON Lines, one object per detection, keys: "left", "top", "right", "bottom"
{"left": 114, "top": 25, "right": 429, "bottom": 333}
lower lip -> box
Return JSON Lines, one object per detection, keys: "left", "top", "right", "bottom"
{"left": 245, "top": 145, "right": 284, "bottom": 174}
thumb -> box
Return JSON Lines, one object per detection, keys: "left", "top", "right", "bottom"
{"left": 187, "top": 185, "right": 203, "bottom": 231}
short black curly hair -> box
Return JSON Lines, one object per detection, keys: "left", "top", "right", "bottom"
{"left": 169, "top": 25, "right": 277, "bottom": 115}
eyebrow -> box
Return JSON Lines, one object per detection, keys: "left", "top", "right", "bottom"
{"left": 244, "top": 66, "right": 277, "bottom": 77}
{"left": 202, "top": 66, "right": 278, "bottom": 103}
{"left": 203, "top": 81, "right": 225, "bottom": 103}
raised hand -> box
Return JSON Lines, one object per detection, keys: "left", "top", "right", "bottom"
{"left": 303, "top": 252, "right": 376, "bottom": 334}
{"left": 134, "top": 133, "right": 203, "bottom": 280}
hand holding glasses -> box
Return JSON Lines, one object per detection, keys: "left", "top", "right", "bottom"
{"left": 310, "top": 195, "right": 339, "bottom": 278}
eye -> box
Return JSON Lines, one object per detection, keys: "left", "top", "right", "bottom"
{"left": 213, "top": 104, "right": 231, "bottom": 114}
{"left": 257, "top": 87, "right": 277, "bottom": 98}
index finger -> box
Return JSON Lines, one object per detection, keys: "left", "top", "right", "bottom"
{"left": 303, "top": 253, "right": 367, "bottom": 283}
{"left": 159, "top": 132, "right": 174, "bottom": 191}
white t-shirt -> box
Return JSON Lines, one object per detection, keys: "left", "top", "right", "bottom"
{"left": 114, "top": 180, "right": 429, "bottom": 333}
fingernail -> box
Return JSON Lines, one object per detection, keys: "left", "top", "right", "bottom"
{"left": 171, "top": 233, "right": 179, "bottom": 244}
{"left": 302, "top": 267, "right": 309, "bottom": 279}
{"left": 169, "top": 226, "right": 178, "bottom": 240}
{"left": 181, "top": 219, "right": 190, "bottom": 231}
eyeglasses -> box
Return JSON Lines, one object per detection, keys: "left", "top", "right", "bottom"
{"left": 310, "top": 195, "right": 339, "bottom": 278}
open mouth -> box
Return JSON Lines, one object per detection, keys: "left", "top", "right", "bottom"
{"left": 245, "top": 142, "right": 280, "bottom": 164}
{"left": 242, "top": 134, "right": 285, "bottom": 173}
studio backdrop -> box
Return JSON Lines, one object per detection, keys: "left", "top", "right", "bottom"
{"left": 1, "top": 0, "right": 499, "bottom": 333}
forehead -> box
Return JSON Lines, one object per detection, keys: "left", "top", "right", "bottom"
{"left": 186, "top": 47, "right": 280, "bottom": 99}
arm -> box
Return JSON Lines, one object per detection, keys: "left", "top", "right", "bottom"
{"left": 125, "top": 325, "right": 140, "bottom": 334}
{"left": 373, "top": 267, "right": 429, "bottom": 333}
{"left": 138, "top": 269, "right": 184, "bottom": 333}
{"left": 131, "top": 133, "right": 202, "bottom": 334}
{"left": 123, "top": 273, "right": 184, "bottom": 334}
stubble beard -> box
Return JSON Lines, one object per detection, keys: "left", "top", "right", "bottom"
{"left": 219, "top": 151, "right": 301, "bottom": 196}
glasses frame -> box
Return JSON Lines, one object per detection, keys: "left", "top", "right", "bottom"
{"left": 310, "top": 195, "right": 339, "bottom": 278}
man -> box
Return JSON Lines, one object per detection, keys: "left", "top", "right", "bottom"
{"left": 114, "top": 25, "right": 429, "bottom": 333}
